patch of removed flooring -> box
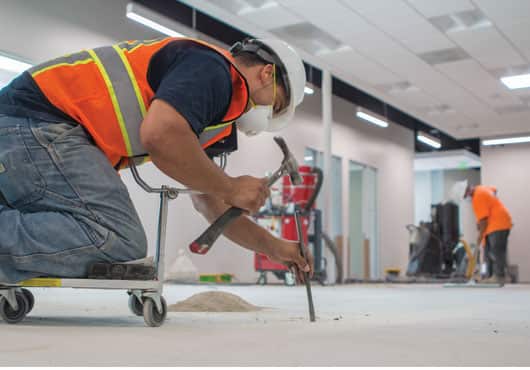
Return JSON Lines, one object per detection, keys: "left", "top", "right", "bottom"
{"left": 168, "top": 291, "right": 262, "bottom": 312}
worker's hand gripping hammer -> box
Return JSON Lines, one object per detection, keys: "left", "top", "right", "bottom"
{"left": 189, "top": 136, "right": 302, "bottom": 255}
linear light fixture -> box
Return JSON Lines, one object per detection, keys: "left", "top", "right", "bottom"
{"left": 482, "top": 136, "right": 530, "bottom": 146}
{"left": 417, "top": 131, "right": 442, "bottom": 149}
{"left": 500, "top": 73, "right": 530, "bottom": 90}
{"left": 126, "top": 3, "right": 185, "bottom": 37}
{"left": 304, "top": 85, "right": 314, "bottom": 95}
{"left": 356, "top": 109, "right": 388, "bottom": 128}
{"left": 0, "top": 54, "right": 32, "bottom": 73}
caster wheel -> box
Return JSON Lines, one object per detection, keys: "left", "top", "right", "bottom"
{"left": 0, "top": 291, "right": 29, "bottom": 324}
{"left": 21, "top": 289, "right": 35, "bottom": 314}
{"left": 128, "top": 294, "right": 144, "bottom": 316}
{"left": 143, "top": 296, "right": 167, "bottom": 327}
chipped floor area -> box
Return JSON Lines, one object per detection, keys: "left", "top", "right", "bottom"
{"left": 1, "top": 284, "right": 530, "bottom": 366}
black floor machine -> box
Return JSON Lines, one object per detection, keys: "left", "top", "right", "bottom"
{"left": 406, "top": 202, "right": 468, "bottom": 280}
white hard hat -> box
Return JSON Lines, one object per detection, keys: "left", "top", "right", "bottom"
{"left": 230, "top": 38, "right": 306, "bottom": 133}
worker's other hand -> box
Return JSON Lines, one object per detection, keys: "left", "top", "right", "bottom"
{"left": 225, "top": 176, "right": 270, "bottom": 214}
{"left": 269, "top": 239, "right": 314, "bottom": 284}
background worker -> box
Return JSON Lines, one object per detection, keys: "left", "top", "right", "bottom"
{"left": 0, "top": 37, "right": 313, "bottom": 284}
{"left": 464, "top": 183, "right": 513, "bottom": 285}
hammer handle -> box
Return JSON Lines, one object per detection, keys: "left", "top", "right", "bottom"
{"left": 189, "top": 170, "right": 286, "bottom": 255}
{"left": 267, "top": 167, "right": 285, "bottom": 187}
{"left": 189, "top": 206, "right": 244, "bottom": 254}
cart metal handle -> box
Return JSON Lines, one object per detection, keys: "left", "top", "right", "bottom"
{"left": 129, "top": 159, "right": 201, "bottom": 197}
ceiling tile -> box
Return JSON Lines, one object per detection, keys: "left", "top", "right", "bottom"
{"left": 413, "top": 72, "right": 495, "bottom": 121}
{"left": 319, "top": 47, "right": 403, "bottom": 85}
{"left": 435, "top": 59, "right": 520, "bottom": 105}
{"left": 494, "top": 104, "right": 530, "bottom": 115}
{"left": 475, "top": 0, "right": 530, "bottom": 23}
{"left": 475, "top": 0, "right": 530, "bottom": 58}
{"left": 341, "top": 0, "right": 454, "bottom": 53}
{"left": 406, "top": 0, "right": 475, "bottom": 18}
{"left": 271, "top": 22, "right": 345, "bottom": 55}
{"left": 389, "top": 89, "right": 440, "bottom": 110}
{"left": 429, "top": 8, "right": 493, "bottom": 34}
{"left": 398, "top": 27, "right": 455, "bottom": 54}
{"left": 278, "top": 0, "right": 375, "bottom": 42}
{"left": 277, "top": 0, "right": 351, "bottom": 26}
{"left": 449, "top": 26, "right": 525, "bottom": 69}
{"left": 239, "top": 4, "right": 303, "bottom": 29}
{"left": 205, "top": 0, "right": 282, "bottom": 15}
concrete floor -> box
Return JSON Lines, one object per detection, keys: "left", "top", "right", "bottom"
{"left": 1, "top": 283, "right": 529, "bottom": 366}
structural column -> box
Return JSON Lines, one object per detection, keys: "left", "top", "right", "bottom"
{"left": 322, "top": 69, "right": 332, "bottom": 233}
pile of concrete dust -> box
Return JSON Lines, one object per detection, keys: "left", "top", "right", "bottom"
{"left": 168, "top": 291, "right": 262, "bottom": 312}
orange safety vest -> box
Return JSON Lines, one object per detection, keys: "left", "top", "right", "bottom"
{"left": 28, "top": 37, "right": 249, "bottom": 167}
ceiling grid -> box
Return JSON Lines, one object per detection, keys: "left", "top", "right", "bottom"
{"left": 179, "top": 0, "right": 530, "bottom": 140}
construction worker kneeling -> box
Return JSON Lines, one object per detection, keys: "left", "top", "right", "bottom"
{"left": 0, "top": 37, "right": 314, "bottom": 284}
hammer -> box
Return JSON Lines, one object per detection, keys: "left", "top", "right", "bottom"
{"left": 189, "top": 136, "right": 302, "bottom": 255}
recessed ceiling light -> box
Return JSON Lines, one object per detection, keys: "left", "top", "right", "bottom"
{"left": 482, "top": 136, "right": 530, "bottom": 146}
{"left": 126, "top": 3, "right": 185, "bottom": 37}
{"left": 356, "top": 109, "right": 388, "bottom": 128}
{"left": 417, "top": 131, "right": 441, "bottom": 149}
{"left": 501, "top": 73, "right": 530, "bottom": 90}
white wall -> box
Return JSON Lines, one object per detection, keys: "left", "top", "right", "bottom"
{"left": 414, "top": 171, "right": 432, "bottom": 225}
{"left": 481, "top": 143, "right": 530, "bottom": 282}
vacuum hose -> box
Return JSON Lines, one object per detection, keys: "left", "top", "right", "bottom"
{"left": 322, "top": 231, "right": 343, "bottom": 284}
{"left": 304, "top": 166, "right": 343, "bottom": 284}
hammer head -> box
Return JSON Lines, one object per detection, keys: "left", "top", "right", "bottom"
{"left": 273, "top": 136, "right": 302, "bottom": 185}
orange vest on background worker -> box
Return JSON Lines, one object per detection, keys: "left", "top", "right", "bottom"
{"left": 28, "top": 37, "right": 249, "bottom": 167}
{"left": 472, "top": 185, "right": 512, "bottom": 236}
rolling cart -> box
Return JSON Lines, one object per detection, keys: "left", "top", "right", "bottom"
{"left": 0, "top": 160, "right": 198, "bottom": 327}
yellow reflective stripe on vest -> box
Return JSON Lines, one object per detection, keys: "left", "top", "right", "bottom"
{"left": 199, "top": 121, "right": 233, "bottom": 146}
{"left": 29, "top": 50, "right": 93, "bottom": 77}
{"left": 117, "top": 38, "right": 166, "bottom": 53}
{"left": 204, "top": 121, "right": 233, "bottom": 131}
{"left": 89, "top": 46, "right": 147, "bottom": 157}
